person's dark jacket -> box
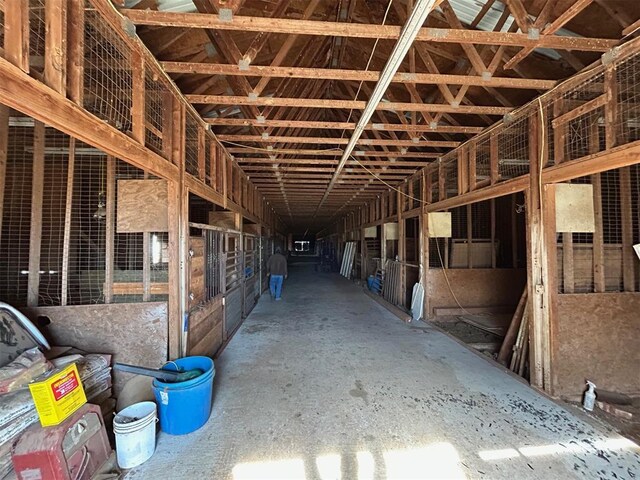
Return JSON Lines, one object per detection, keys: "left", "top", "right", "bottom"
{"left": 267, "top": 253, "right": 288, "bottom": 276}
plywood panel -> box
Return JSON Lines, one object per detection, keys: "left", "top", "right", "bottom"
{"left": 555, "top": 183, "right": 595, "bottom": 233}
{"left": 427, "top": 269, "right": 526, "bottom": 316}
{"left": 117, "top": 179, "right": 168, "bottom": 233}
{"left": 208, "top": 211, "right": 237, "bottom": 230}
{"left": 428, "top": 212, "right": 452, "bottom": 238}
{"left": 553, "top": 293, "right": 640, "bottom": 397}
{"left": 21, "top": 302, "right": 168, "bottom": 395}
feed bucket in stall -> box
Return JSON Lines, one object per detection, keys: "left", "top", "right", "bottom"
{"left": 113, "top": 401, "right": 157, "bottom": 469}
{"left": 152, "top": 356, "right": 215, "bottom": 435}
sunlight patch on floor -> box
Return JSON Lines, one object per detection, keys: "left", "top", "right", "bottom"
{"left": 478, "top": 437, "right": 639, "bottom": 462}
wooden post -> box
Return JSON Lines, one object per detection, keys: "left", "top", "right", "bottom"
{"left": 553, "top": 98, "right": 565, "bottom": 165}
{"left": 104, "top": 156, "right": 116, "bottom": 303}
{"left": 468, "top": 143, "right": 477, "bottom": 190}
{"left": 209, "top": 139, "right": 216, "bottom": 188}
{"left": 131, "top": 52, "right": 146, "bottom": 144}
{"left": 511, "top": 194, "right": 518, "bottom": 268}
{"left": 61, "top": 138, "right": 75, "bottom": 306}
{"left": 604, "top": 65, "right": 619, "bottom": 150}
{"left": 438, "top": 162, "right": 446, "bottom": 201}
{"left": 162, "top": 93, "right": 173, "bottom": 160}
{"left": 0, "top": 106, "right": 8, "bottom": 244}
{"left": 5, "top": 0, "right": 30, "bottom": 72}
{"left": 619, "top": 167, "right": 635, "bottom": 291}
{"left": 490, "top": 198, "right": 496, "bottom": 268}
{"left": 592, "top": 174, "right": 605, "bottom": 292}
{"left": 67, "top": 0, "right": 85, "bottom": 103}
{"left": 397, "top": 189, "right": 405, "bottom": 307}
{"left": 526, "top": 112, "right": 554, "bottom": 393}
{"left": 27, "top": 122, "right": 46, "bottom": 306}
{"left": 44, "top": 0, "right": 68, "bottom": 94}
{"left": 197, "top": 126, "right": 206, "bottom": 181}
{"left": 421, "top": 211, "right": 429, "bottom": 318}
{"left": 167, "top": 179, "right": 181, "bottom": 359}
{"left": 490, "top": 134, "right": 499, "bottom": 184}
{"left": 466, "top": 204, "right": 473, "bottom": 268}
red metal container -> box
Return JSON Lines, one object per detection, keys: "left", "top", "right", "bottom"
{"left": 12, "top": 404, "right": 111, "bottom": 480}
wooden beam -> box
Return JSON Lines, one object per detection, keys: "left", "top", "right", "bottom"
{"left": 122, "top": 10, "right": 618, "bottom": 51}
{"left": 188, "top": 95, "right": 512, "bottom": 115}
{"left": 27, "top": 122, "right": 46, "bottom": 307}
{"left": 4, "top": 0, "right": 29, "bottom": 72}
{"left": 131, "top": 52, "right": 146, "bottom": 143}
{"left": 167, "top": 179, "right": 181, "bottom": 359}
{"left": 503, "top": 0, "right": 531, "bottom": 33}
{"left": 619, "top": 167, "right": 635, "bottom": 292}
{"left": 504, "top": 0, "right": 595, "bottom": 70}
{"left": 161, "top": 62, "right": 557, "bottom": 90}
{"left": 67, "top": 0, "right": 85, "bottom": 103}
{"left": 44, "top": 0, "right": 68, "bottom": 94}
{"left": 217, "top": 135, "right": 459, "bottom": 148}
{"left": 228, "top": 148, "right": 439, "bottom": 158}
{"left": 206, "top": 118, "right": 484, "bottom": 134}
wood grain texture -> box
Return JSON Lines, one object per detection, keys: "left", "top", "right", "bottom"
{"left": 427, "top": 268, "right": 526, "bottom": 316}
{"left": 21, "top": 302, "right": 168, "bottom": 395}
{"left": 188, "top": 296, "right": 224, "bottom": 357}
{"left": 552, "top": 293, "right": 640, "bottom": 397}
{"left": 117, "top": 179, "right": 169, "bottom": 233}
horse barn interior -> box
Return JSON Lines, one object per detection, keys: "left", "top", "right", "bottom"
{"left": 1, "top": 0, "right": 640, "bottom": 478}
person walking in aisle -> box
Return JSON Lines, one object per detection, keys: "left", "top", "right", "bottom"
{"left": 267, "top": 247, "right": 288, "bottom": 301}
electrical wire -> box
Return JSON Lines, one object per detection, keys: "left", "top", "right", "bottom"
{"left": 218, "top": 139, "right": 342, "bottom": 155}
{"left": 433, "top": 237, "right": 477, "bottom": 317}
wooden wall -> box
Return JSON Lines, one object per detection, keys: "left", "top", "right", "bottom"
{"left": 551, "top": 293, "right": 640, "bottom": 398}
{"left": 187, "top": 295, "right": 224, "bottom": 357}
{"left": 22, "top": 302, "right": 168, "bottom": 394}
{"left": 426, "top": 268, "right": 526, "bottom": 316}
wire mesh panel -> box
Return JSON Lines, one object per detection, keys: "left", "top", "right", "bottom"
{"left": 0, "top": 125, "right": 34, "bottom": 305}
{"left": 185, "top": 112, "right": 199, "bottom": 177}
{"left": 38, "top": 128, "right": 70, "bottom": 305}
{"left": 204, "top": 138, "right": 212, "bottom": 186}
{"left": 556, "top": 168, "right": 640, "bottom": 294}
{"left": 615, "top": 54, "right": 640, "bottom": 144}
{"left": 560, "top": 71, "right": 605, "bottom": 162}
{"left": 442, "top": 158, "right": 457, "bottom": 199}
{"left": 475, "top": 136, "right": 491, "bottom": 185}
{"left": 29, "top": 0, "right": 45, "bottom": 75}
{"left": 83, "top": 3, "right": 133, "bottom": 131}
{"left": 498, "top": 115, "right": 529, "bottom": 180}
{"left": 144, "top": 66, "right": 169, "bottom": 158}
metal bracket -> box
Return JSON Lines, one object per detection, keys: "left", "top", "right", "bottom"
{"left": 219, "top": 8, "right": 233, "bottom": 22}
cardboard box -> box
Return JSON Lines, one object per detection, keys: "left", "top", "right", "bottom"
{"left": 28, "top": 363, "right": 87, "bottom": 427}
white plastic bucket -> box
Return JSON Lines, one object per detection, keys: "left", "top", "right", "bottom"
{"left": 113, "top": 401, "right": 157, "bottom": 469}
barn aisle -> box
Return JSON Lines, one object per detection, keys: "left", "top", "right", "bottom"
{"left": 128, "top": 265, "right": 640, "bottom": 480}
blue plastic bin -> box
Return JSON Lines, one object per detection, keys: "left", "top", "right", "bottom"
{"left": 152, "top": 356, "right": 215, "bottom": 435}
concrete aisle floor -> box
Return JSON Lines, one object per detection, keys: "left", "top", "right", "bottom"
{"left": 128, "top": 265, "right": 640, "bottom": 480}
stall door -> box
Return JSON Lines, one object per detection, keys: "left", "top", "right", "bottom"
{"left": 224, "top": 233, "right": 243, "bottom": 337}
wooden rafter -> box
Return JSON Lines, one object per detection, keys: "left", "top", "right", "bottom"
{"left": 161, "top": 61, "right": 556, "bottom": 89}
{"left": 504, "top": 0, "right": 595, "bottom": 70}
{"left": 122, "top": 10, "right": 618, "bottom": 51}
{"left": 188, "top": 95, "right": 512, "bottom": 114}
{"left": 206, "top": 118, "right": 483, "bottom": 133}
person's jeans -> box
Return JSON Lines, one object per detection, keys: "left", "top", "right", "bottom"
{"left": 269, "top": 275, "right": 284, "bottom": 299}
